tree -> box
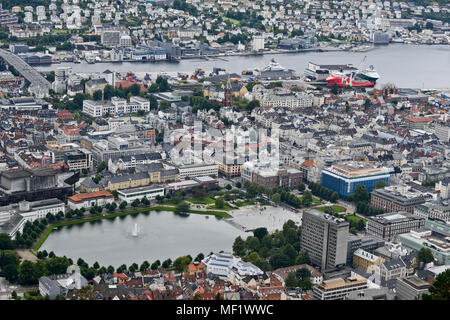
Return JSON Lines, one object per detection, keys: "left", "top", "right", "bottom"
{"left": 159, "top": 100, "right": 170, "bottom": 111}
{"left": 96, "top": 161, "right": 107, "bottom": 173}
{"left": 151, "top": 260, "right": 161, "bottom": 270}
{"left": 93, "top": 90, "right": 103, "bottom": 101}
{"left": 298, "top": 183, "right": 305, "bottom": 192}
{"left": 194, "top": 253, "right": 204, "bottom": 262}
{"left": 18, "top": 261, "right": 41, "bottom": 285}
{"left": 215, "top": 197, "right": 225, "bottom": 209}
{"left": 173, "top": 256, "right": 191, "bottom": 273}
{"left": 253, "top": 227, "right": 268, "bottom": 242}
{"left": 418, "top": 248, "right": 434, "bottom": 266}
{"left": 270, "top": 253, "right": 290, "bottom": 269}
{"left": 161, "top": 259, "right": 172, "bottom": 269}
{"left": 236, "top": 182, "right": 242, "bottom": 188}
{"left": 225, "top": 184, "right": 232, "bottom": 191}
{"left": 295, "top": 251, "right": 311, "bottom": 265}
{"left": 175, "top": 202, "right": 190, "bottom": 213}
{"left": 233, "top": 236, "right": 246, "bottom": 256}
{"left": 3, "top": 263, "right": 19, "bottom": 282}
{"left": 119, "top": 201, "right": 127, "bottom": 210}
{"left": 272, "top": 193, "right": 281, "bottom": 204}
{"left": 246, "top": 236, "right": 260, "bottom": 252}
{"left": 285, "top": 272, "right": 298, "bottom": 289}
{"left": 131, "top": 199, "right": 140, "bottom": 208}
{"left": 0, "top": 234, "right": 16, "bottom": 250}
{"left": 373, "top": 180, "right": 388, "bottom": 189}
{"left": 302, "top": 190, "right": 313, "bottom": 206}
{"left": 330, "top": 192, "right": 339, "bottom": 203}
{"left": 352, "top": 184, "right": 369, "bottom": 203}
{"left": 422, "top": 269, "right": 450, "bottom": 300}
{"left": 140, "top": 261, "right": 150, "bottom": 272}
{"left": 141, "top": 197, "right": 150, "bottom": 206}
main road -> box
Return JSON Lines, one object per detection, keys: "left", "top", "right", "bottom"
{"left": 0, "top": 48, "right": 51, "bottom": 94}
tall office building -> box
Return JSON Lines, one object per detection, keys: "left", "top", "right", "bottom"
{"left": 301, "top": 209, "right": 349, "bottom": 271}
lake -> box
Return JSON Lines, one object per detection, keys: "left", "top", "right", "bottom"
{"left": 40, "top": 211, "right": 248, "bottom": 267}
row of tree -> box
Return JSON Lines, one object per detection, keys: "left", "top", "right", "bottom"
{"left": 308, "top": 182, "right": 339, "bottom": 203}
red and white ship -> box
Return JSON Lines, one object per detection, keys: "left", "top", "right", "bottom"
{"left": 326, "top": 73, "right": 375, "bottom": 88}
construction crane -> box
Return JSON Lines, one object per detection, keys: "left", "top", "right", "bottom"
{"left": 349, "top": 55, "right": 367, "bottom": 85}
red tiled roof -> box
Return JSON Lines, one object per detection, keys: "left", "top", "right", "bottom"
{"left": 302, "top": 160, "right": 314, "bottom": 167}
{"left": 404, "top": 116, "right": 431, "bottom": 123}
{"left": 68, "top": 190, "right": 114, "bottom": 203}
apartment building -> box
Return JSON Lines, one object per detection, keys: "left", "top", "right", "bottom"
{"left": 353, "top": 248, "right": 385, "bottom": 271}
{"left": 64, "top": 149, "right": 93, "bottom": 172}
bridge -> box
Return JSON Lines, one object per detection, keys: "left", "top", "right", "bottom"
{"left": 0, "top": 48, "right": 51, "bottom": 97}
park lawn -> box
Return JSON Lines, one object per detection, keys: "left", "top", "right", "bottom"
{"left": 207, "top": 204, "right": 234, "bottom": 211}
{"left": 235, "top": 200, "right": 255, "bottom": 207}
{"left": 346, "top": 215, "right": 365, "bottom": 224}
{"left": 298, "top": 196, "right": 320, "bottom": 204}
{"left": 316, "top": 205, "right": 347, "bottom": 213}
{"left": 221, "top": 16, "right": 240, "bottom": 25}
{"left": 186, "top": 197, "right": 215, "bottom": 205}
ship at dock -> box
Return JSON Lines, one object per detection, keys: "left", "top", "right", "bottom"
{"left": 306, "top": 56, "right": 380, "bottom": 88}
{"left": 357, "top": 65, "right": 380, "bottom": 83}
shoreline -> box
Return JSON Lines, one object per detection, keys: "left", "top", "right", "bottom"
{"left": 49, "top": 42, "right": 450, "bottom": 65}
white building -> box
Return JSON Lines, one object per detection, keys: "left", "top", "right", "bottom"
{"left": 82, "top": 96, "right": 150, "bottom": 117}
{"left": 117, "top": 185, "right": 165, "bottom": 202}
{"left": 67, "top": 191, "right": 114, "bottom": 210}
{"left": 177, "top": 163, "right": 219, "bottom": 179}
{"left": 202, "top": 252, "right": 264, "bottom": 279}
{"left": 0, "top": 199, "right": 65, "bottom": 239}
{"left": 251, "top": 35, "right": 265, "bottom": 51}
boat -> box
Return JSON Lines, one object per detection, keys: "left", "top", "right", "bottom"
{"left": 326, "top": 73, "right": 375, "bottom": 88}
{"left": 357, "top": 65, "right": 380, "bottom": 82}
{"left": 262, "top": 58, "right": 287, "bottom": 72}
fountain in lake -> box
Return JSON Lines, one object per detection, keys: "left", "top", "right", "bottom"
{"left": 130, "top": 223, "right": 141, "bottom": 237}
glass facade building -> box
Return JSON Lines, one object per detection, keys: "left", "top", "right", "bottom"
{"left": 321, "top": 164, "right": 391, "bottom": 198}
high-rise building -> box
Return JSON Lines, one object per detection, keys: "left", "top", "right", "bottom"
{"left": 52, "top": 67, "right": 71, "bottom": 94}
{"left": 435, "top": 123, "right": 450, "bottom": 143}
{"left": 300, "top": 209, "right": 349, "bottom": 271}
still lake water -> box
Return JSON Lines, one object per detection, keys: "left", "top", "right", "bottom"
{"left": 36, "top": 44, "right": 450, "bottom": 88}
{"left": 40, "top": 211, "right": 248, "bottom": 267}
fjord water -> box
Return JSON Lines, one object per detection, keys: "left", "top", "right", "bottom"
{"left": 36, "top": 44, "right": 450, "bottom": 88}
{"left": 40, "top": 211, "right": 248, "bottom": 267}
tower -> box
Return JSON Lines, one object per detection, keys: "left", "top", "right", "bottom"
{"left": 223, "top": 76, "right": 232, "bottom": 108}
